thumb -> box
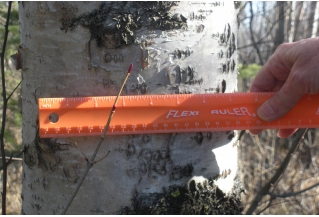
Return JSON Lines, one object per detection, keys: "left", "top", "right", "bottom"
{"left": 257, "top": 81, "right": 305, "bottom": 122}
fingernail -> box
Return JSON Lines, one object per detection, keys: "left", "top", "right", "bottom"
{"left": 257, "top": 101, "right": 275, "bottom": 121}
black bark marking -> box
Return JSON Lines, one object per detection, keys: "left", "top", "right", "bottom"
{"left": 126, "top": 143, "right": 136, "bottom": 159}
{"left": 228, "top": 134, "right": 234, "bottom": 140}
{"left": 230, "top": 58, "right": 236, "bottom": 72}
{"left": 142, "top": 134, "right": 150, "bottom": 143}
{"left": 194, "top": 132, "right": 204, "bottom": 145}
{"left": 60, "top": 2, "right": 187, "bottom": 48}
{"left": 234, "top": 1, "right": 241, "bottom": 9}
{"left": 221, "top": 79, "right": 226, "bottom": 93}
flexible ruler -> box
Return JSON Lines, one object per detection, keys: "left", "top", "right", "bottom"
{"left": 38, "top": 92, "right": 319, "bottom": 138}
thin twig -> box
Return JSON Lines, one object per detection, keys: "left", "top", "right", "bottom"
{"left": 61, "top": 63, "right": 133, "bottom": 215}
{"left": 245, "top": 128, "right": 308, "bottom": 214}
{"left": 269, "top": 181, "right": 319, "bottom": 199}
{"left": 0, "top": 150, "right": 23, "bottom": 171}
{"left": 256, "top": 155, "right": 287, "bottom": 215}
{"left": 256, "top": 173, "right": 282, "bottom": 215}
{"left": 249, "top": 1, "right": 264, "bottom": 65}
{"left": 74, "top": 142, "right": 88, "bottom": 161}
{"left": 93, "top": 150, "right": 110, "bottom": 165}
{"left": 0, "top": 2, "right": 12, "bottom": 215}
{"left": 256, "top": 196, "right": 273, "bottom": 215}
{"left": 0, "top": 156, "right": 22, "bottom": 161}
{"left": 4, "top": 153, "right": 13, "bottom": 167}
{"left": 6, "top": 80, "right": 21, "bottom": 101}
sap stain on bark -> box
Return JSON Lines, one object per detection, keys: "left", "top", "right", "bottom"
{"left": 118, "top": 178, "right": 243, "bottom": 214}
{"left": 60, "top": 2, "right": 187, "bottom": 48}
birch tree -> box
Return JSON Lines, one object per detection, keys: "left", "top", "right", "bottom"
{"left": 19, "top": 2, "right": 241, "bottom": 214}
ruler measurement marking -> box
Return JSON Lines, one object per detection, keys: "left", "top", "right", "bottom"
{"left": 38, "top": 93, "right": 319, "bottom": 138}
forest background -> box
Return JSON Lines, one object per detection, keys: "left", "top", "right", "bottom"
{"left": 1, "top": 1, "right": 319, "bottom": 214}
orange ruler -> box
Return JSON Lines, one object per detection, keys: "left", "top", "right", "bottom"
{"left": 38, "top": 92, "right": 319, "bottom": 138}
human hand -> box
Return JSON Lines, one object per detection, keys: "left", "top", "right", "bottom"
{"left": 249, "top": 37, "right": 319, "bottom": 138}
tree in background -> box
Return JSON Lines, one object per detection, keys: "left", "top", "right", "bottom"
{"left": 238, "top": 1, "right": 319, "bottom": 66}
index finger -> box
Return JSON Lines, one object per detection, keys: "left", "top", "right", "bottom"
{"left": 250, "top": 57, "right": 290, "bottom": 92}
{"left": 250, "top": 43, "right": 295, "bottom": 93}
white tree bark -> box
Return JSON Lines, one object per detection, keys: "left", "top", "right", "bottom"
{"left": 19, "top": 2, "right": 240, "bottom": 214}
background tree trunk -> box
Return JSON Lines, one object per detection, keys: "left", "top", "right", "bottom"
{"left": 293, "top": 1, "right": 304, "bottom": 41}
{"left": 306, "top": 1, "right": 317, "bottom": 38}
{"left": 19, "top": 2, "right": 241, "bottom": 214}
{"left": 273, "top": 1, "right": 285, "bottom": 52}
{"left": 288, "top": 1, "right": 295, "bottom": 43}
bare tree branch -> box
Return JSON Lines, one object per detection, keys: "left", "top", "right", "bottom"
{"left": 239, "top": 2, "right": 294, "bottom": 63}
{"left": 61, "top": 64, "right": 133, "bottom": 215}
{"left": 0, "top": 2, "right": 12, "bottom": 214}
{"left": 6, "top": 80, "right": 21, "bottom": 102}
{"left": 237, "top": 40, "right": 274, "bottom": 50}
{"left": 74, "top": 142, "right": 88, "bottom": 161}
{"left": 0, "top": 150, "right": 23, "bottom": 171}
{"left": 93, "top": 151, "right": 110, "bottom": 165}
{"left": 248, "top": 1, "right": 264, "bottom": 65}
{"left": 0, "top": 156, "right": 22, "bottom": 161}
{"left": 245, "top": 129, "right": 308, "bottom": 214}
{"left": 269, "top": 181, "right": 319, "bottom": 199}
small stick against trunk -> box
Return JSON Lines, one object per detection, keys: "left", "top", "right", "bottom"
{"left": 61, "top": 64, "right": 133, "bottom": 215}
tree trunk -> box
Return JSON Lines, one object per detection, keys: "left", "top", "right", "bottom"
{"left": 306, "top": 1, "right": 317, "bottom": 38}
{"left": 273, "top": 1, "right": 285, "bottom": 52}
{"left": 19, "top": 2, "right": 241, "bottom": 214}
{"left": 293, "top": 1, "right": 304, "bottom": 41}
{"left": 288, "top": 1, "right": 295, "bottom": 43}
